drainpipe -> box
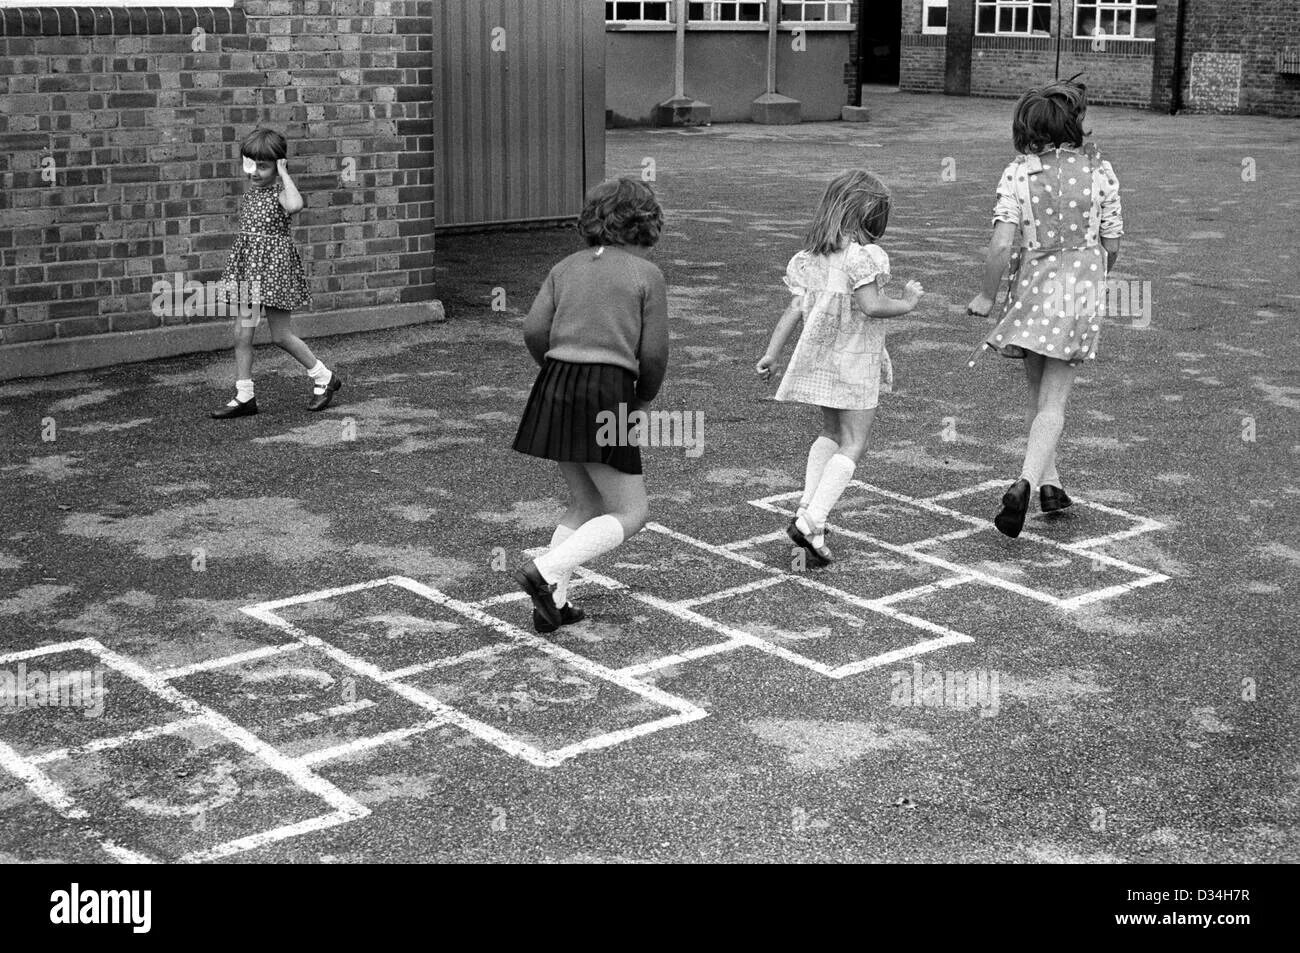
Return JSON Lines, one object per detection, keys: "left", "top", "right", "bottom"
{"left": 1169, "top": 0, "right": 1188, "bottom": 114}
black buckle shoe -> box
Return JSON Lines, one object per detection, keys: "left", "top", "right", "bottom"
{"left": 994, "top": 479, "right": 1031, "bottom": 538}
{"left": 786, "top": 517, "right": 832, "bottom": 567}
{"left": 1040, "top": 484, "right": 1073, "bottom": 513}
{"left": 210, "top": 397, "right": 259, "bottom": 419}
{"left": 513, "top": 561, "right": 561, "bottom": 630}
{"left": 307, "top": 373, "right": 342, "bottom": 411}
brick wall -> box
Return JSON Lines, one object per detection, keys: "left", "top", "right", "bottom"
{"left": 900, "top": 0, "right": 1157, "bottom": 107}
{"left": 0, "top": 1, "right": 437, "bottom": 347}
{"left": 1174, "top": 0, "right": 1300, "bottom": 116}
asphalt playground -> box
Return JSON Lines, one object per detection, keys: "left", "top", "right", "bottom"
{"left": 0, "top": 92, "right": 1297, "bottom": 863}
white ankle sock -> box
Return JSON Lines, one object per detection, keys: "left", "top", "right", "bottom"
{"left": 548, "top": 524, "right": 576, "bottom": 607}
{"left": 307, "top": 361, "right": 332, "bottom": 387}
{"left": 799, "top": 436, "right": 839, "bottom": 510}
{"left": 534, "top": 515, "right": 625, "bottom": 583}
{"left": 805, "top": 454, "right": 856, "bottom": 532}
{"left": 234, "top": 379, "right": 255, "bottom": 404}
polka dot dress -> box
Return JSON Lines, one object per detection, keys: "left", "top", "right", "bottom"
{"left": 219, "top": 183, "right": 311, "bottom": 312}
{"left": 972, "top": 144, "right": 1123, "bottom": 367}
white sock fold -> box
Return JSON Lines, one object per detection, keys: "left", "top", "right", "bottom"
{"left": 548, "top": 524, "right": 576, "bottom": 607}
{"left": 234, "top": 379, "right": 255, "bottom": 403}
{"left": 805, "top": 454, "right": 856, "bottom": 531}
{"left": 534, "top": 514, "right": 625, "bottom": 584}
{"left": 799, "top": 436, "right": 840, "bottom": 510}
{"left": 307, "top": 360, "right": 332, "bottom": 386}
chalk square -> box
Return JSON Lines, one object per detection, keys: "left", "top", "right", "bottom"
{"left": 41, "top": 722, "right": 347, "bottom": 862}
{"left": 728, "top": 533, "right": 956, "bottom": 602}
{"left": 910, "top": 529, "right": 1153, "bottom": 604}
{"left": 272, "top": 583, "right": 514, "bottom": 674}
{"left": 0, "top": 645, "right": 186, "bottom": 760}
{"left": 170, "top": 651, "right": 445, "bottom": 761}
{"left": 692, "top": 579, "right": 948, "bottom": 669}
{"left": 399, "top": 644, "right": 688, "bottom": 762}
{"left": 600, "top": 526, "right": 775, "bottom": 601}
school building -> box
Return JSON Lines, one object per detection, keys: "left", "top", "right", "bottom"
{"left": 886, "top": 0, "right": 1300, "bottom": 115}
{"left": 0, "top": 0, "right": 605, "bottom": 381}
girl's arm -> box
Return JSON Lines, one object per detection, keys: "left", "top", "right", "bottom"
{"left": 967, "top": 221, "right": 1017, "bottom": 315}
{"left": 276, "top": 159, "right": 305, "bottom": 215}
{"left": 756, "top": 300, "right": 802, "bottom": 380}
{"left": 855, "top": 279, "right": 923, "bottom": 318}
{"left": 523, "top": 270, "right": 557, "bottom": 368}
{"left": 635, "top": 272, "right": 669, "bottom": 403}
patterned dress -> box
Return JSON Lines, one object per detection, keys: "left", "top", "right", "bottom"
{"left": 971, "top": 143, "right": 1123, "bottom": 366}
{"left": 219, "top": 183, "right": 311, "bottom": 312}
{"left": 776, "top": 242, "right": 894, "bottom": 410}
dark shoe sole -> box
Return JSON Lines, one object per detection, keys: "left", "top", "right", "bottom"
{"left": 786, "top": 518, "right": 832, "bottom": 567}
{"left": 210, "top": 400, "right": 258, "bottom": 419}
{"left": 533, "top": 604, "right": 585, "bottom": 635}
{"left": 994, "top": 480, "right": 1031, "bottom": 539}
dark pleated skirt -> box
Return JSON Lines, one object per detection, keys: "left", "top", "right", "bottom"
{"left": 513, "top": 359, "right": 643, "bottom": 475}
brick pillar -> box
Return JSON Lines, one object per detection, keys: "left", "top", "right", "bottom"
{"left": 944, "top": 0, "right": 975, "bottom": 95}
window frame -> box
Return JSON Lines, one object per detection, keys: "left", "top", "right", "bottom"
{"left": 605, "top": 1, "right": 675, "bottom": 24}
{"left": 687, "top": 0, "right": 768, "bottom": 23}
{"left": 974, "top": 0, "right": 1052, "bottom": 37}
{"left": 1072, "top": 0, "right": 1158, "bottom": 41}
{"left": 779, "top": 1, "right": 851, "bottom": 24}
{"left": 921, "top": 0, "right": 949, "bottom": 35}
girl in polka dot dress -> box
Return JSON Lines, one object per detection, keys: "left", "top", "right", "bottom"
{"left": 211, "top": 128, "right": 342, "bottom": 419}
{"left": 967, "top": 79, "right": 1123, "bottom": 537}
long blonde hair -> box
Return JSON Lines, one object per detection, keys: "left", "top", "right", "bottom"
{"left": 803, "top": 170, "right": 891, "bottom": 255}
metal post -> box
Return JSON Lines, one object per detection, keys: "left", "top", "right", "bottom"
{"left": 766, "top": 0, "right": 779, "bottom": 94}
{"left": 675, "top": 0, "right": 687, "bottom": 99}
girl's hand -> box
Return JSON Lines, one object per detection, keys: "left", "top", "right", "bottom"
{"left": 966, "top": 293, "right": 994, "bottom": 317}
{"left": 903, "top": 280, "right": 924, "bottom": 306}
{"left": 756, "top": 355, "right": 776, "bottom": 382}
{"left": 276, "top": 158, "right": 289, "bottom": 177}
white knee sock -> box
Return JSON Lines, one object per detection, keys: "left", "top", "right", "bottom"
{"left": 1021, "top": 410, "right": 1064, "bottom": 490}
{"left": 534, "top": 514, "right": 625, "bottom": 584}
{"left": 548, "top": 524, "right": 576, "bottom": 607}
{"left": 234, "top": 379, "right": 255, "bottom": 404}
{"left": 799, "top": 436, "right": 840, "bottom": 511}
{"left": 801, "top": 454, "right": 856, "bottom": 537}
{"left": 307, "top": 360, "right": 332, "bottom": 387}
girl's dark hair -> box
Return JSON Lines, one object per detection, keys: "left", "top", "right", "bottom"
{"left": 1012, "top": 78, "right": 1090, "bottom": 154}
{"left": 577, "top": 177, "right": 664, "bottom": 248}
{"left": 803, "top": 169, "right": 891, "bottom": 255}
{"left": 240, "top": 128, "right": 288, "bottom": 163}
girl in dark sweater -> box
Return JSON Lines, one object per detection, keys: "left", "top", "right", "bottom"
{"left": 511, "top": 178, "right": 670, "bottom": 634}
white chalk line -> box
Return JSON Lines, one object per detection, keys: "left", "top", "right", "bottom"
{"left": 240, "top": 577, "right": 708, "bottom": 769}
{"left": 0, "top": 638, "right": 368, "bottom": 864}
{"left": 295, "top": 717, "right": 452, "bottom": 767}
{"left": 158, "top": 642, "right": 305, "bottom": 681}
{"left": 749, "top": 480, "right": 1169, "bottom": 611}
{"left": 28, "top": 715, "right": 208, "bottom": 767}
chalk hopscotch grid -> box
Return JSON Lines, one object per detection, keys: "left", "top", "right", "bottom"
{"left": 0, "top": 480, "right": 1169, "bottom": 862}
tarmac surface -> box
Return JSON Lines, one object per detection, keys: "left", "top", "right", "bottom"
{"left": 1, "top": 92, "right": 1297, "bottom": 863}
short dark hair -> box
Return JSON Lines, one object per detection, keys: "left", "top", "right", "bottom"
{"left": 1012, "top": 79, "right": 1090, "bottom": 154}
{"left": 577, "top": 177, "right": 663, "bottom": 248}
{"left": 240, "top": 128, "right": 287, "bottom": 163}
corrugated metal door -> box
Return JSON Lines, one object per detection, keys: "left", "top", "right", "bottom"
{"left": 433, "top": 0, "right": 606, "bottom": 229}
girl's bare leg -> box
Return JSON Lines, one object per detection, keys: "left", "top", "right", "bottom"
{"left": 1020, "top": 357, "right": 1076, "bottom": 488}
{"left": 265, "top": 308, "right": 318, "bottom": 369}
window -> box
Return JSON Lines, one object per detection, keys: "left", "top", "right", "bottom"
{"left": 688, "top": 1, "right": 766, "bottom": 22}
{"left": 976, "top": 0, "right": 1051, "bottom": 36}
{"left": 1074, "top": 1, "right": 1157, "bottom": 40}
{"left": 780, "top": 1, "right": 850, "bottom": 22}
{"left": 606, "top": 1, "right": 673, "bottom": 22}
{"left": 922, "top": 0, "right": 948, "bottom": 34}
